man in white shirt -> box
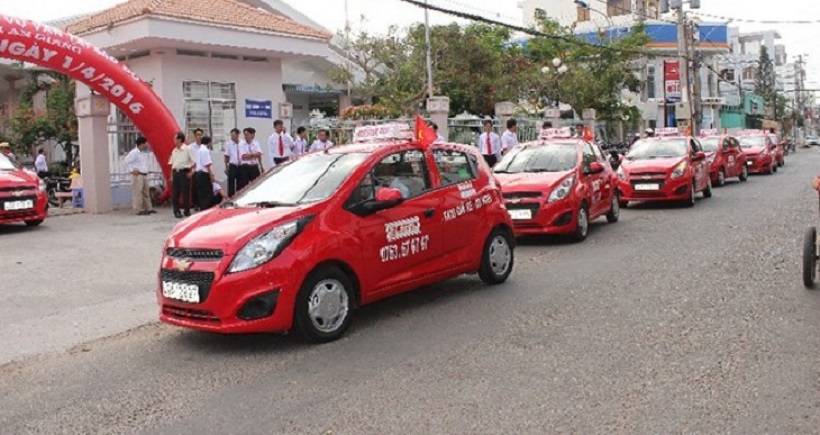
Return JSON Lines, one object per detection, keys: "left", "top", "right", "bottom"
{"left": 268, "top": 119, "right": 295, "bottom": 166}
{"left": 223, "top": 128, "right": 241, "bottom": 197}
{"left": 310, "top": 129, "right": 334, "bottom": 152}
{"left": 238, "top": 127, "right": 263, "bottom": 190}
{"left": 124, "top": 136, "right": 154, "bottom": 215}
{"left": 293, "top": 126, "right": 309, "bottom": 156}
{"left": 194, "top": 136, "right": 213, "bottom": 210}
{"left": 477, "top": 120, "right": 502, "bottom": 167}
{"left": 501, "top": 118, "right": 519, "bottom": 154}
{"left": 188, "top": 128, "right": 204, "bottom": 209}
{"left": 34, "top": 149, "right": 49, "bottom": 178}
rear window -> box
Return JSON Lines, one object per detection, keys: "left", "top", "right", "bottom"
{"left": 700, "top": 138, "right": 720, "bottom": 152}
{"left": 739, "top": 136, "right": 767, "bottom": 149}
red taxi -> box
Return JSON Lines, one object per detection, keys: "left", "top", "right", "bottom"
{"left": 616, "top": 128, "right": 712, "bottom": 207}
{"left": 0, "top": 152, "right": 48, "bottom": 227}
{"left": 157, "top": 123, "right": 515, "bottom": 342}
{"left": 493, "top": 128, "right": 619, "bottom": 241}
{"left": 736, "top": 130, "right": 777, "bottom": 175}
{"left": 698, "top": 131, "right": 748, "bottom": 186}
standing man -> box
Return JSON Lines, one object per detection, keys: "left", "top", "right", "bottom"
{"left": 124, "top": 136, "right": 154, "bottom": 216}
{"left": 168, "top": 132, "right": 195, "bottom": 218}
{"left": 188, "top": 128, "right": 204, "bottom": 210}
{"left": 223, "top": 128, "right": 241, "bottom": 197}
{"left": 34, "top": 149, "right": 49, "bottom": 178}
{"left": 293, "top": 126, "right": 309, "bottom": 156}
{"left": 573, "top": 124, "right": 585, "bottom": 138}
{"left": 310, "top": 129, "right": 334, "bottom": 152}
{"left": 431, "top": 122, "right": 445, "bottom": 143}
{"left": 501, "top": 118, "right": 519, "bottom": 154}
{"left": 238, "top": 127, "right": 263, "bottom": 190}
{"left": 268, "top": 119, "right": 294, "bottom": 167}
{"left": 477, "top": 120, "right": 501, "bottom": 167}
{"left": 0, "top": 142, "right": 15, "bottom": 161}
{"left": 194, "top": 136, "right": 214, "bottom": 210}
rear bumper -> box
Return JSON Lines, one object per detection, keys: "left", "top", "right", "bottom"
{"left": 505, "top": 199, "right": 578, "bottom": 235}
{"left": 746, "top": 155, "right": 773, "bottom": 173}
{"left": 617, "top": 177, "right": 690, "bottom": 203}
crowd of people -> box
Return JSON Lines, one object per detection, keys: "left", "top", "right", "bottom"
{"left": 124, "top": 120, "right": 337, "bottom": 218}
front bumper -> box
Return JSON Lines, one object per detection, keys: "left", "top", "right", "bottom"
{"left": 505, "top": 198, "right": 578, "bottom": 235}
{"left": 617, "top": 176, "right": 690, "bottom": 203}
{"left": 746, "top": 155, "right": 773, "bottom": 173}
{"left": 157, "top": 252, "right": 303, "bottom": 334}
{"left": 0, "top": 192, "right": 48, "bottom": 225}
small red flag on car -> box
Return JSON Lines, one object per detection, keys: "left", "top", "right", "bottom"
{"left": 583, "top": 126, "right": 594, "bottom": 142}
{"left": 414, "top": 115, "right": 436, "bottom": 149}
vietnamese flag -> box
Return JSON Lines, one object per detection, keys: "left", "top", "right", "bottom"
{"left": 583, "top": 126, "right": 594, "bottom": 141}
{"left": 414, "top": 115, "right": 436, "bottom": 149}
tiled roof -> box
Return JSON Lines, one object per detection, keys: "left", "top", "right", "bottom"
{"left": 65, "top": 0, "right": 331, "bottom": 41}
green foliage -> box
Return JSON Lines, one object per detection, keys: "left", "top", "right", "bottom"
{"left": 756, "top": 47, "right": 776, "bottom": 106}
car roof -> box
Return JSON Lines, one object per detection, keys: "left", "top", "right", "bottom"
{"left": 324, "top": 140, "right": 481, "bottom": 157}
{"left": 518, "top": 138, "right": 587, "bottom": 148}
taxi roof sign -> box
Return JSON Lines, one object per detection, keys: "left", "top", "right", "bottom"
{"left": 538, "top": 127, "right": 573, "bottom": 140}
{"left": 656, "top": 127, "right": 682, "bottom": 137}
{"left": 699, "top": 128, "right": 719, "bottom": 137}
{"left": 734, "top": 129, "right": 766, "bottom": 137}
{"left": 352, "top": 123, "right": 413, "bottom": 143}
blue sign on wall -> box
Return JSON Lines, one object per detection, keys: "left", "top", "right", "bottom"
{"left": 245, "top": 100, "right": 272, "bottom": 118}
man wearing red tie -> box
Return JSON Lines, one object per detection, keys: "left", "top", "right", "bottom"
{"left": 477, "top": 119, "right": 501, "bottom": 167}
{"left": 268, "top": 119, "right": 294, "bottom": 167}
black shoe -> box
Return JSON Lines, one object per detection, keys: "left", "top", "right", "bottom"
{"left": 183, "top": 210, "right": 191, "bottom": 217}
{"left": 137, "top": 211, "right": 147, "bottom": 216}
{"left": 147, "top": 210, "right": 157, "bottom": 215}
{"left": 174, "top": 211, "right": 183, "bottom": 218}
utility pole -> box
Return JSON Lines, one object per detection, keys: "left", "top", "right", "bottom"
{"left": 424, "top": 0, "right": 434, "bottom": 100}
{"left": 676, "top": 5, "right": 691, "bottom": 132}
{"left": 689, "top": 20, "right": 701, "bottom": 136}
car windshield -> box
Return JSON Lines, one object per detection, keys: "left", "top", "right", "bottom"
{"left": 0, "top": 153, "right": 19, "bottom": 170}
{"left": 627, "top": 139, "right": 688, "bottom": 160}
{"left": 739, "top": 136, "right": 766, "bottom": 149}
{"left": 493, "top": 143, "right": 577, "bottom": 174}
{"left": 700, "top": 138, "right": 720, "bottom": 152}
{"left": 233, "top": 152, "right": 369, "bottom": 207}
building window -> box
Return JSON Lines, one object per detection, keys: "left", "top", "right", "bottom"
{"left": 646, "top": 65, "right": 656, "bottom": 100}
{"left": 742, "top": 67, "right": 757, "bottom": 82}
{"left": 720, "top": 68, "right": 735, "bottom": 82}
{"left": 607, "top": 0, "right": 631, "bottom": 17}
{"left": 576, "top": 5, "right": 590, "bottom": 22}
{"left": 183, "top": 81, "right": 237, "bottom": 151}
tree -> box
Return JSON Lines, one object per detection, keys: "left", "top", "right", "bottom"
{"left": 4, "top": 71, "right": 78, "bottom": 169}
{"left": 756, "top": 46, "right": 776, "bottom": 106}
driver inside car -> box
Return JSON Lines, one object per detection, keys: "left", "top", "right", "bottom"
{"left": 375, "top": 162, "right": 410, "bottom": 199}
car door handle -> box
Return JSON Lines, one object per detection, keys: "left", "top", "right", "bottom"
{"left": 424, "top": 208, "right": 435, "bottom": 218}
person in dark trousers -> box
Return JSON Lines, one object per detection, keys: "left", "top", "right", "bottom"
{"left": 194, "top": 136, "right": 214, "bottom": 210}
{"left": 168, "top": 132, "right": 195, "bottom": 218}
{"left": 477, "top": 119, "right": 501, "bottom": 167}
{"left": 208, "top": 174, "right": 227, "bottom": 209}
{"left": 238, "top": 127, "right": 263, "bottom": 190}
{"left": 223, "top": 128, "right": 241, "bottom": 197}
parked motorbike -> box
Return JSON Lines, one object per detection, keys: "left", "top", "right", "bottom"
{"left": 45, "top": 176, "right": 72, "bottom": 207}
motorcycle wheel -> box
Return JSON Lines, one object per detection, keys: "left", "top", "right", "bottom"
{"left": 46, "top": 188, "right": 60, "bottom": 208}
{"left": 803, "top": 227, "right": 818, "bottom": 289}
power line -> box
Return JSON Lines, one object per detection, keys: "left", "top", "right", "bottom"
{"left": 688, "top": 11, "right": 820, "bottom": 25}
{"left": 397, "top": 0, "right": 698, "bottom": 60}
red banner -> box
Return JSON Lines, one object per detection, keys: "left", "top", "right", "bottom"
{"left": 664, "top": 60, "right": 681, "bottom": 103}
{"left": 0, "top": 15, "right": 180, "bottom": 194}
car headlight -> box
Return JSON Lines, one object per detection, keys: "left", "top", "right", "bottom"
{"left": 548, "top": 175, "right": 575, "bottom": 203}
{"left": 670, "top": 161, "right": 687, "bottom": 179}
{"left": 38, "top": 179, "right": 46, "bottom": 192}
{"left": 616, "top": 166, "right": 625, "bottom": 180}
{"left": 228, "top": 215, "right": 314, "bottom": 273}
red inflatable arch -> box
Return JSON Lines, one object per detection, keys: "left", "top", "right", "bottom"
{"left": 0, "top": 15, "right": 179, "bottom": 197}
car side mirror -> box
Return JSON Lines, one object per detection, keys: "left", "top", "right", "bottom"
{"left": 587, "top": 161, "right": 605, "bottom": 175}
{"left": 347, "top": 187, "right": 404, "bottom": 216}
{"left": 693, "top": 151, "right": 706, "bottom": 161}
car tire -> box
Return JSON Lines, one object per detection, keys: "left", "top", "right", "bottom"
{"left": 606, "top": 194, "right": 620, "bottom": 223}
{"left": 804, "top": 227, "right": 818, "bottom": 289}
{"left": 685, "top": 183, "right": 696, "bottom": 208}
{"left": 739, "top": 165, "right": 749, "bottom": 182}
{"left": 479, "top": 227, "right": 514, "bottom": 285}
{"left": 702, "top": 177, "right": 712, "bottom": 198}
{"left": 572, "top": 204, "right": 590, "bottom": 242}
{"left": 773, "top": 163, "right": 778, "bottom": 173}
{"left": 24, "top": 219, "right": 44, "bottom": 227}
{"left": 717, "top": 168, "right": 726, "bottom": 187}
{"left": 293, "top": 265, "right": 355, "bottom": 343}
{"left": 618, "top": 200, "right": 628, "bottom": 209}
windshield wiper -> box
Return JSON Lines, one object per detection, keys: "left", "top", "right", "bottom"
{"left": 244, "top": 201, "right": 297, "bottom": 208}
{"left": 493, "top": 169, "right": 512, "bottom": 173}
{"left": 530, "top": 168, "right": 558, "bottom": 173}
{"left": 219, "top": 200, "right": 236, "bottom": 209}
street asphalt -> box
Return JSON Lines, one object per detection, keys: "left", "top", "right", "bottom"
{"left": 2, "top": 149, "right": 820, "bottom": 434}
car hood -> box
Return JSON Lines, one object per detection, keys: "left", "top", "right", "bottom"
{"left": 496, "top": 170, "right": 573, "bottom": 192}
{"left": 0, "top": 169, "right": 38, "bottom": 187}
{"left": 167, "top": 205, "right": 310, "bottom": 254}
{"left": 622, "top": 157, "right": 684, "bottom": 172}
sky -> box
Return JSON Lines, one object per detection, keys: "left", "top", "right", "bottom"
{"left": 2, "top": 0, "right": 820, "bottom": 84}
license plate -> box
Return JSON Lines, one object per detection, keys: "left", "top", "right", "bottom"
{"left": 746, "top": 160, "right": 753, "bottom": 166}
{"left": 508, "top": 209, "right": 532, "bottom": 220}
{"left": 634, "top": 184, "right": 660, "bottom": 191}
{"left": 3, "top": 200, "right": 33, "bottom": 211}
{"left": 162, "top": 281, "right": 200, "bottom": 303}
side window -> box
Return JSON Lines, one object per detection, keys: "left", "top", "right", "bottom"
{"left": 731, "top": 138, "right": 741, "bottom": 148}
{"left": 373, "top": 150, "right": 431, "bottom": 199}
{"left": 345, "top": 172, "right": 376, "bottom": 209}
{"left": 582, "top": 142, "right": 595, "bottom": 168}
{"left": 722, "top": 138, "right": 731, "bottom": 151}
{"left": 689, "top": 139, "right": 701, "bottom": 154}
{"left": 591, "top": 143, "right": 605, "bottom": 162}
{"left": 433, "top": 149, "right": 476, "bottom": 187}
